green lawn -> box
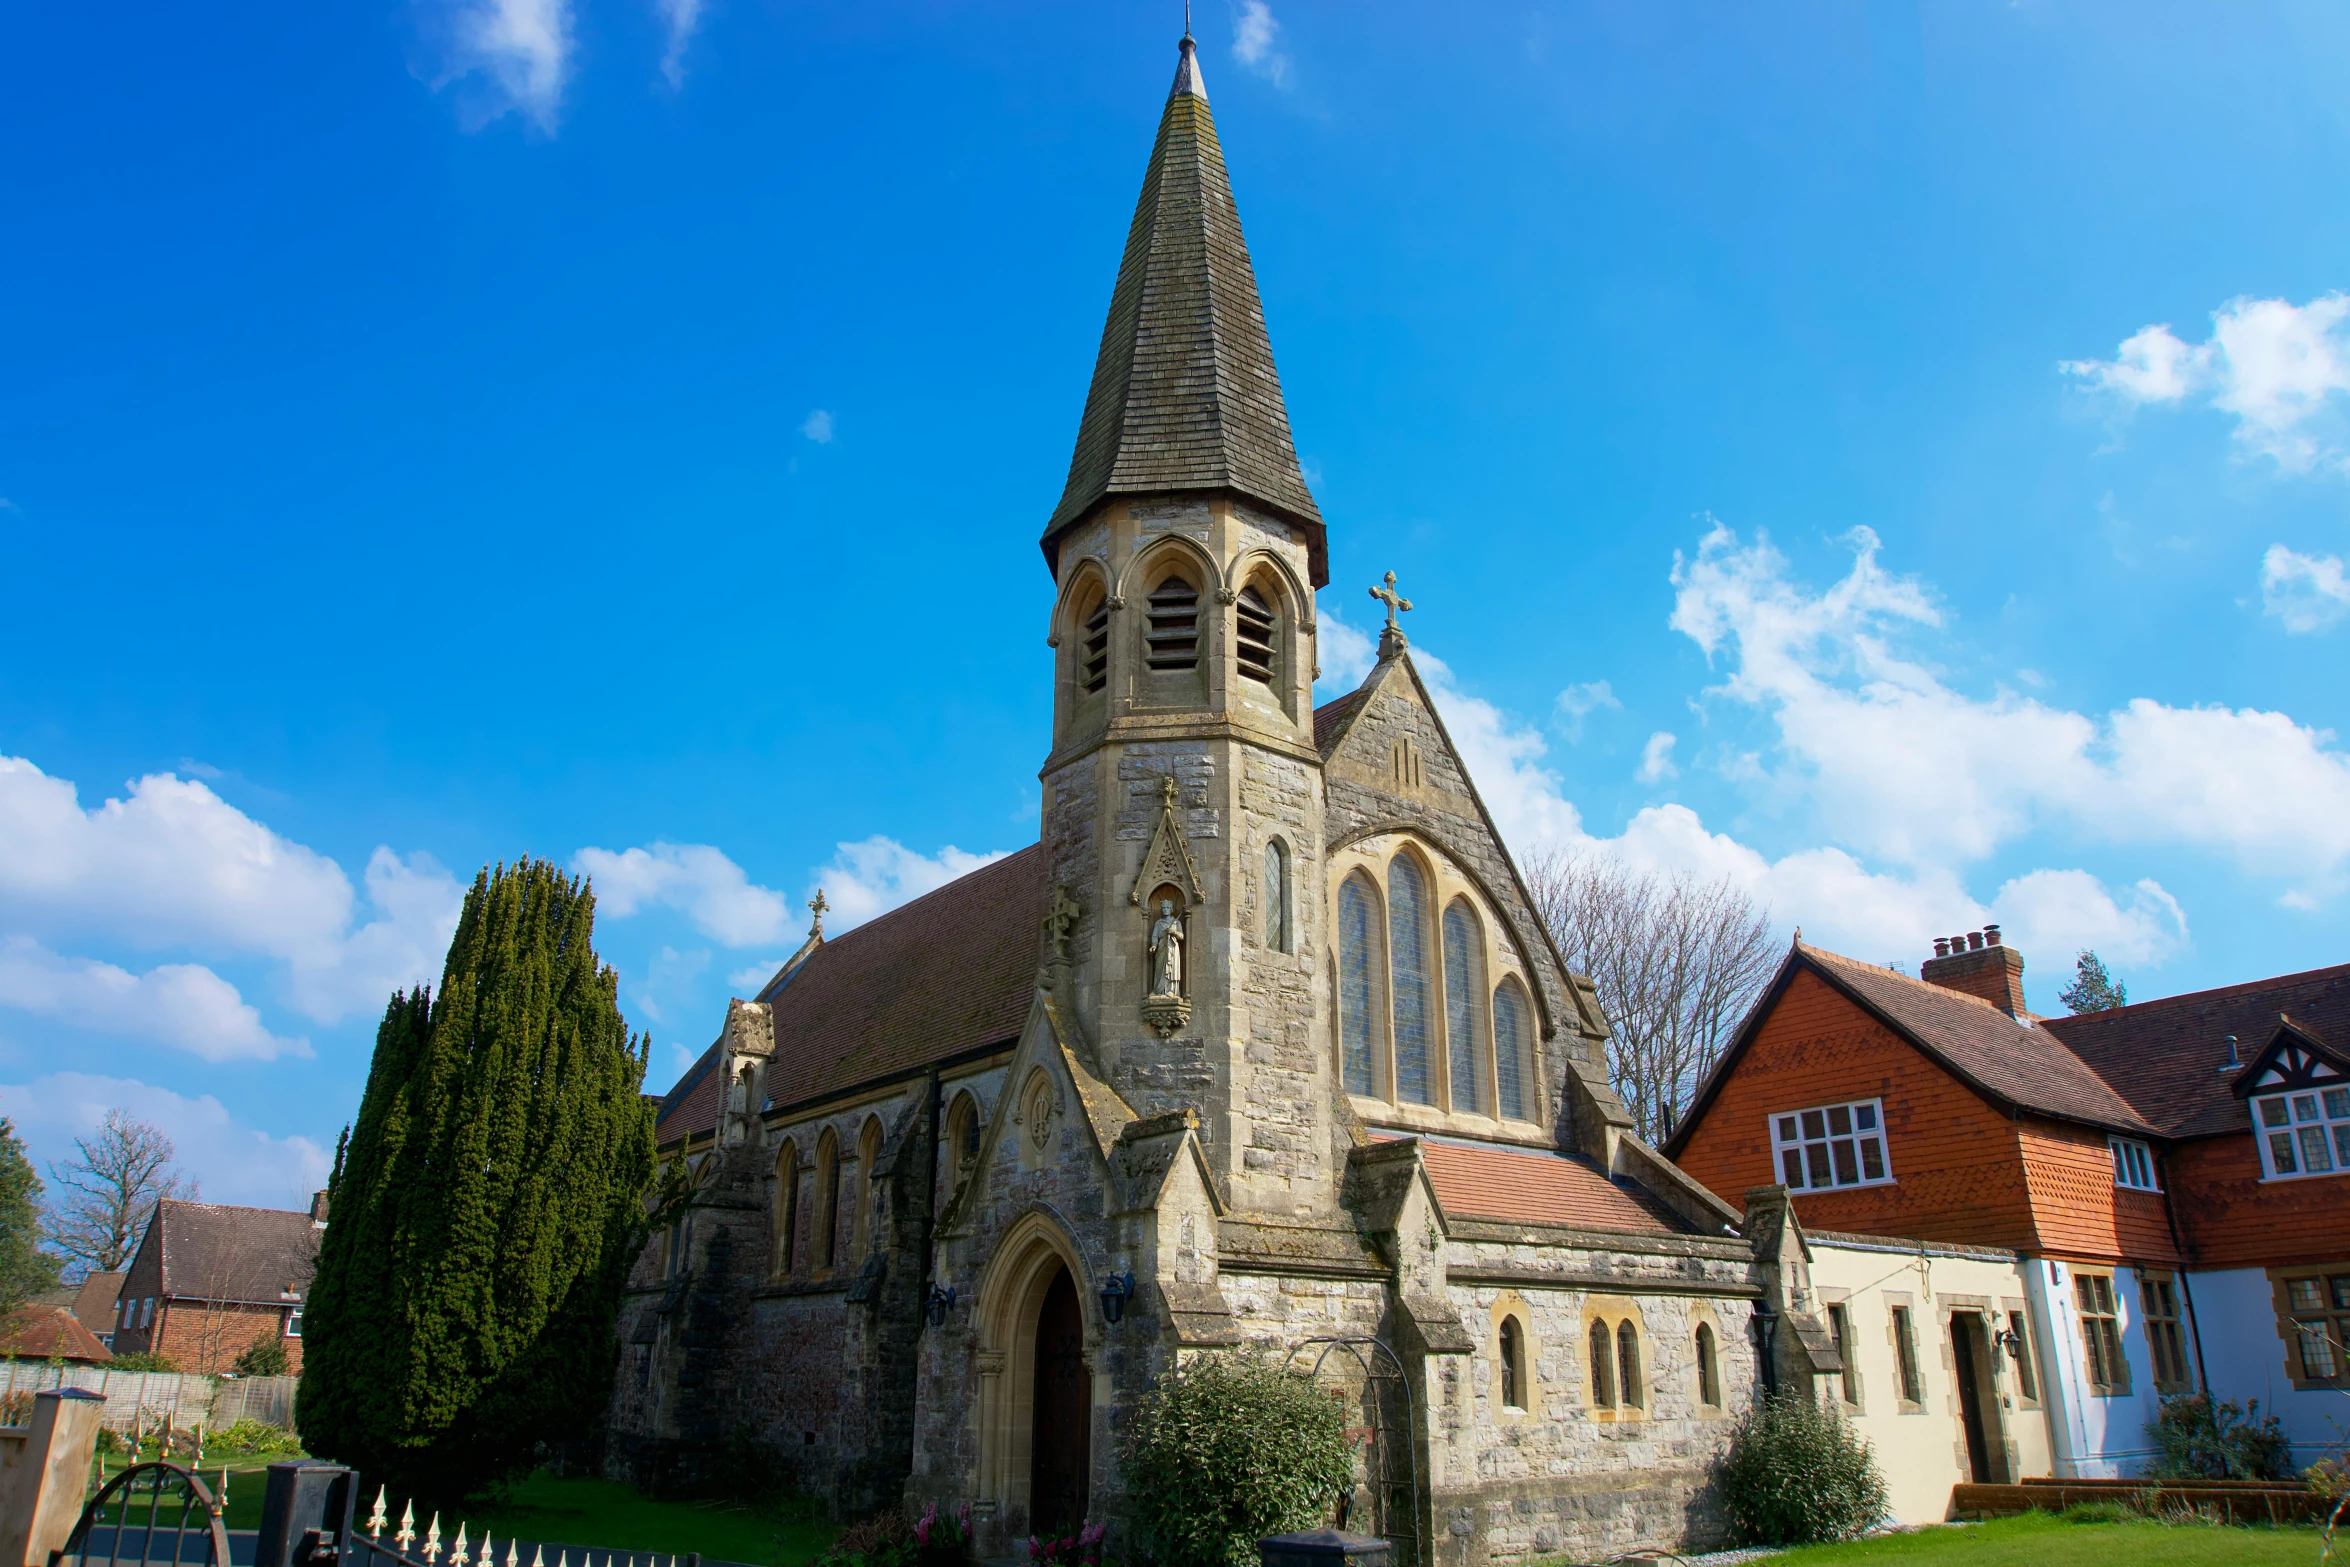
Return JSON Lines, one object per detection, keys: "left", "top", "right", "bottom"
{"left": 465, "top": 1472, "right": 835, "bottom": 1567}
{"left": 1756, "top": 1513, "right": 2323, "bottom": 1565}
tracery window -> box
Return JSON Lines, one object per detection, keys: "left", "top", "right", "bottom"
{"left": 1265, "top": 839, "right": 1291, "bottom": 954}
{"left": 1144, "top": 573, "right": 1201, "bottom": 670}
{"left": 1616, "top": 1320, "right": 1643, "bottom": 1410}
{"left": 1443, "top": 900, "right": 1486, "bottom": 1114}
{"left": 1389, "top": 857, "right": 1435, "bottom": 1105}
{"left": 1235, "top": 582, "right": 1278, "bottom": 685}
{"left": 1338, "top": 875, "right": 1383, "bottom": 1096}
{"left": 1494, "top": 979, "right": 1531, "bottom": 1122}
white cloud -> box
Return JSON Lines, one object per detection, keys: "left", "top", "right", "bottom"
{"left": 728, "top": 959, "right": 783, "bottom": 990}
{"left": 1407, "top": 644, "right": 1591, "bottom": 849}
{"left": 801, "top": 409, "right": 835, "bottom": 444}
{"left": 1230, "top": 0, "right": 1291, "bottom": 87}
{"left": 1314, "top": 604, "right": 1377, "bottom": 694}
{"left": 0, "top": 758, "right": 462, "bottom": 1025}
{"left": 812, "top": 838, "right": 1009, "bottom": 932}
{"left": 0, "top": 939, "right": 309, "bottom": 1062}
{"left": 429, "top": 0, "right": 573, "bottom": 133}
{"left": 1636, "top": 732, "right": 1678, "bottom": 784}
{"left": 0, "top": 1072, "right": 329, "bottom": 1211}
{"left": 573, "top": 841, "right": 793, "bottom": 947}
{"left": 2064, "top": 293, "right": 2350, "bottom": 472}
{"left": 655, "top": 0, "right": 702, "bottom": 88}
{"left": 2262, "top": 544, "right": 2350, "bottom": 633}
{"left": 1988, "top": 870, "right": 2187, "bottom": 969}
{"left": 1669, "top": 524, "right": 2350, "bottom": 891}
{"left": 1554, "top": 680, "right": 1620, "bottom": 740}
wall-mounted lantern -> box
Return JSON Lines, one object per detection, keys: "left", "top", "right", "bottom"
{"left": 1099, "top": 1271, "right": 1136, "bottom": 1326}
{"left": 1995, "top": 1325, "right": 2025, "bottom": 1363}
{"left": 925, "top": 1285, "right": 957, "bottom": 1329}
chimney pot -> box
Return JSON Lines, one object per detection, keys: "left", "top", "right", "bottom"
{"left": 1967, "top": 931, "right": 1985, "bottom": 951}
{"left": 1933, "top": 938, "right": 1950, "bottom": 958}
{"left": 1984, "top": 924, "right": 2002, "bottom": 946}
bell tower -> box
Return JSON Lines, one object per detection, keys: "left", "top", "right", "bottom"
{"left": 1037, "top": 31, "right": 1337, "bottom": 1218}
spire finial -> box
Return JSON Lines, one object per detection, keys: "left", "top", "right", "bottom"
{"left": 1183, "top": 0, "right": 1193, "bottom": 41}
{"left": 808, "top": 888, "right": 829, "bottom": 937}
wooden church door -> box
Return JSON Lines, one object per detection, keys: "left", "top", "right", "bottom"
{"left": 1029, "top": 1266, "right": 1090, "bottom": 1538}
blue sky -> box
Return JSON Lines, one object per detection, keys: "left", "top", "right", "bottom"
{"left": 5, "top": 1, "right": 2349, "bottom": 1206}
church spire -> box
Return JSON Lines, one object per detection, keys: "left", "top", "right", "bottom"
{"left": 1042, "top": 32, "right": 1327, "bottom": 587}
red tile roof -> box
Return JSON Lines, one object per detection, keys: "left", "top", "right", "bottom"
{"left": 1313, "top": 689, "right": 1368, "bottom": 756}
{"left": 1408, "top": 1137, "right": 1683, "bottom": 1236}
{"left": 1, "top": 1304, "right": 109, "bottom": 1363}
{"left": 2042, "top": 961, "right": 2350, "bottom": 1140}
{"left": 656, "top": 846, "right": 1048, "bottom": 1141}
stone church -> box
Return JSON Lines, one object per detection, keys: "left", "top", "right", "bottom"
{"left": 609, "top": 33, "right": 1826, "bottom": 1563}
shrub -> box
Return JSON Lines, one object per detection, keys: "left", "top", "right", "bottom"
{"left": 1716, "top": 1396, "right": 1889, "bottom": 1546}
{"left": 232, "top": 1337, "right": 291, "bottom": 1378}
{"left": 1117, "top": 1353, "right": 1356, "bottom": 1567}
{"left": 2146, "top": 1393, "right": 2293, "bottom": 1481}
{"left": 108, "top": 1351, "right": 179, "bottom": 1373}
{"left": 210, "top": 1419, "right": 303, "bottom": 1457}
{"left": 819, "top": 1510, "right": 915, "bottom": 1567}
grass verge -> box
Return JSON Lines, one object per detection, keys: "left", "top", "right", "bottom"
{"left": 1758, "top": 1511, "right": 2321, "bottom": 1565}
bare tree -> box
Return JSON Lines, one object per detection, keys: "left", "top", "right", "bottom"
{"left": 44, "top": 1111, "right": 196, "bottom": 1278}
{"left": 1523, "top": 849, "right": 1779, "bottom": 1145}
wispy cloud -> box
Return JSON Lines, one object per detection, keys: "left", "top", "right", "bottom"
{"left": 0, "top": 1072, "right": 328, "bottom": 1210}
{"left": 1554, "top": 680, "right": 1621, "bottom": 740}
{"left": 425, "top": 0, "right": 574, "bottom": 134}
{"left": 655, "top": 0, "right": 703, "bottom": 88}
{"left": 801, "top": 409, "right": 835, "bottom": 444}
{"left": 2064, "top": 292, "right": 2350, "bottom": 472}
{"left": 1636, "top": 732, "right": 1678, "bottom": 784}
{"left": 2262, "top": 544, "right": 2350, "bottom": 634}
{"left": 1230, "top": 0, "right": 1292, "bottom": 88}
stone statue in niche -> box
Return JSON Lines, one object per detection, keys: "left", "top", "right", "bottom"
{"left": 1148, "top": 899, "right": 1186, "bottom": 997}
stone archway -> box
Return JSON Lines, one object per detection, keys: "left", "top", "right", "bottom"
{"left": 973, "top": 1212, "right": 1096, "bottom": 1536}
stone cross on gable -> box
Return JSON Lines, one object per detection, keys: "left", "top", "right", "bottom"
{"left": 1369, "top": 570, "right": 1413, "bottom": 655}
{"left": 808, "top": 888, "right": 829, "bottom": 937}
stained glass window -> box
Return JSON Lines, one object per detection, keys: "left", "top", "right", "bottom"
{"left": 1389, "top": 857, "right": 1434, "bottom": 1104}
{"left": 1495, "top": 980, "right": 1530, "bottom": 1121}
{"left": 1339, "top": 876, "right": 1380, "bottom": 1096}
{"left": 1264, "top": 839, "right": 1289, "bottom": 953}
{"left": 1443, "top": 901, "right": 1486, "bottom": 1113}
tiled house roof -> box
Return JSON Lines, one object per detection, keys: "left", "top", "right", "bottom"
{"left": 149, "top": 1200, "right": 321, "bottom": 1305}
{"left": 2042, "top": 961, "right": 2350, "bottom": 1140}
{"left": 1042, "top": 36, "right": 1326, "bottom": 586}
{"left": 1, "top": 1304, "right": 109, "bottom": 1363}
{"left": 1411, "top": 1138, "right": 1684, "bottom": 1235}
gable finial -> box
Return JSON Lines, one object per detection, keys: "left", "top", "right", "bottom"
{"left": 808, "top": 887, "right": 829, "bottom": 938}
{"left": 1369, "top": 570, "right": 1414, "bottom": 657}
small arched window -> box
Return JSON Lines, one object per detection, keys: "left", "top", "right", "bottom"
{"left": 1617, "top": 1320, "right": 1643, "bottom": 1410}
{"left": 1443, "top": 900, "right": 1486, "bottom": 1114}
{"left": 1695, "top": 1322, "right": 1720, "bottom": 1408}
{"left": 945, "top": 1092, "right": 980, "bottom": 1186}
{"left": 1079, "top": 588, "right": 1111, "bottom": 695}
{"left": 1589, "top": 1319, "right": 1616, "bottom": 1408}
{"left": 857, "top": 1117, "right": 884, "bottom": 1258}
{"left": 1388, "top": 857, "right": 1435, "bottom": 1105}
{"left": 775, "top": 1141, "right": 801, "bottom": 1275}
{"left": 1338, "top": 875, "right": 1383, "bottom": 1096}
{"left": 1264, "top": 839, "right": 1290, "bottom": 953}
{"left": 1499, "top": 1316, "right": 1526, "bottom": 1410}
{"left": 1145, "top": 573, "right": 1200, "bottom": 670}
{"left": 1236, "top": 582, "right": 1278, "bottom": 685}
{"left": 1494, "top": 978, "right": 1531, "bottom": 1122}
{"left": 817, "top": 1133, "right": 842, "bottom": 1269}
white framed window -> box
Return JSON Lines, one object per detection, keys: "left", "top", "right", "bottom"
{"left": 2255, "top": 1088, "right": 2350, "bottom": 1181}
{"left": 1770, "top": 1099, "right": 1892, "bottom": 1191}
{"left": 2110, "top": 1137, "right": 2160, "bottom": 1191}
{"left": 285, "top": 1305, "right": 304, "bottom": 1338}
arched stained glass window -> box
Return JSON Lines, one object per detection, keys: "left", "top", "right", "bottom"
{"left": 1388, "top": 857, "right": 1434, "bottom": 1105}
{"left": 1495, "top": 979, "right": 1531, "bottom": 1122}
{"left": 1499, "top": 1316, "right": 1526, "bottom": 1410}
{"left": 1695, "top": 1322, "right": 1720, "bottom": 1407}
{"left": 1589, "top": 1319, "right": 1615, "bottom": 1408}
{"left": 1339, "top": 875, "right": 1380, "bottom": 1096}
{"left": 1617, "top": 1320, "right": 1643, "bottom": 1409}
{"left": 1443, "top": 901, "right": 1486, "bottom": 1114}
{"left": 1265, "top": 839, "right": 1290, "bottom": 953}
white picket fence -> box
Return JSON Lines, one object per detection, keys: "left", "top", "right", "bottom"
{"left": 0, "top": 1360, "right": 298, "bottom": 1433}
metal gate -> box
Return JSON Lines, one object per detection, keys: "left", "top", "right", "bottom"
{"left": 54, "top": 1462, "right": 233, "bottom": 1567}
{"left": 1286, "top": 1336, "right": 1424, "bottom": 1567}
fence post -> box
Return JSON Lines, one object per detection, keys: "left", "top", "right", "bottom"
{"left": 256, "top": 1460, "right": 358, "bottom": 1567}
{"left": 0, "top": 1388, "right": 107, "bottom": 1567}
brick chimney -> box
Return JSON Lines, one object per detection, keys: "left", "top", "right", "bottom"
{"left": 1922, "top": 925, "right": 2028, "bottom": 1017}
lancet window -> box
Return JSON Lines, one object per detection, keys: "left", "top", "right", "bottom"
{"left": 775, "top": 1141, "right": 801, "bottom": 1275}
{"left": 1443, "top": 900, "right": 1486, "bottom": 1113}
{"left": 1144, "top": 574, "right": 1201, "bottom": 670}
{"left": 1338, "top": 874, "right": 1383, "bottom": 1097}
{"left": 1389, "top": 857, "right": 1435, "bottom": 1105}
{"left": 1264, "top": 838, "right": 1291, "bottom": 954}
{"left": 1494, "top": 978, "right": 1531, "bottom": 1122}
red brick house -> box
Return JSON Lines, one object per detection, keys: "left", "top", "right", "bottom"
{"left": 1667, "top": 928, "right": 2350, "bottom": 1476}
{"left": 110, "top": 1196, "right": 326, "bottom": 1374}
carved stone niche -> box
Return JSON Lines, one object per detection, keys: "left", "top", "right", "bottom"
{"left": 1140, "top": 881, "right": 1192, "bottom": 1038}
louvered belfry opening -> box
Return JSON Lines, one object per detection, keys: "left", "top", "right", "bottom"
{"left": 1145, "top": 575, "right": 1201, "bottom": 669}
{"left": 1235, "top": 582, "right": 1277, "bottom": 684}
{"left": 1080, "top": 596, "right": 1111, "bottom": 694}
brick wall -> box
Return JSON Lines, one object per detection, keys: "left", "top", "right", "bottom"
{"left": 114, "top": 1299, "right": 302, "bottom": 1376}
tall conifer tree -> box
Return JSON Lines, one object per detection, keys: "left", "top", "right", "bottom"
{"left": 298, "top": 861, "right": 658, "bottom": 1500}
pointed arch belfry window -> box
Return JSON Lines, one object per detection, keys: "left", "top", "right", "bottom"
{"left": 1144, "top": 574, "right": 1200, "bottom": 669}
{"left": 1494, "top": 978, "right": 1532, "bottom": 1122}
{"left": 1338, "top": 873, "right": 1383, "bottom": 1097}
{"left": 1080, "top": 591, "right": 1111, "bottom": 695}
{"left": 1443, "top": 900, "right": 1486, "bottom": 1114}
{"left": 1236, "top": 583, "right": 1277, "bottom": 685}
{"left": 1389, "top": 856, "right": 1434, "bottom": 1105}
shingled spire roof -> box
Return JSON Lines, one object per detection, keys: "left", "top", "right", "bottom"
{"left": 1043, "top": 33, "right": 1328, "bottom": 586}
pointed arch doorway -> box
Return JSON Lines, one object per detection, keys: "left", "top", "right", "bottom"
{"left": 1029, "top": 1265, "right": 1090, "bottom": 1538}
